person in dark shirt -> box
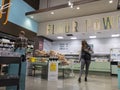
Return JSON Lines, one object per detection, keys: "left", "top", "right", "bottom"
{"left": 78, "top": 40, "right": 93, "bottom": 83}
{"left": 14, "top": 31, "right": 28, "bottom": 52}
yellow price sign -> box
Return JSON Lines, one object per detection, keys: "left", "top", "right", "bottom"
{"left": 29, "top": 57, "right": 36, "bottom": 62}
{"left": 50, "top": 62, "right": 57, "bottom": 72}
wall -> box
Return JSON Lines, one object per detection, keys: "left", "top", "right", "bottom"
{"left": 49, "top": 38, "right": 120, "bottom": 54}
{"left": 38, "top": 11, "right": 120, "bottom": 36}
{"left": 0, "top": 0, "right": 38, "bottom": 33}
{"left": 43, "top": 39, "right": 52, "bottom": 52}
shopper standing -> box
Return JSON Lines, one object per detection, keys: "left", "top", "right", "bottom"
{"left": 7, "top": 31, "right": 28, "bottom": 90}
{"left": 78, "top": 40, "right": 93, "bottom": 83}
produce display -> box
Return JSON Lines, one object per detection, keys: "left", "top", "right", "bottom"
{"left": 35, "top": 50, "right": 49, "bottom": 56}
{"left": 33, "top": 50, "right": 70, "bottom": 65}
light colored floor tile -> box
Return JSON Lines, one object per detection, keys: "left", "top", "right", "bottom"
{"left": 0, "top": 74, "right": 119, "bottom": 90}
{"left": 26, "top": 74, "right": 119, "bottom": 90}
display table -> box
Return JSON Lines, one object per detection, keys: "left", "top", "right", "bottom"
{"left": 29, "top": 61, "right": 111, "bottom": 79}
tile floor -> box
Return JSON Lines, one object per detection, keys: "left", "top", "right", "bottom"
{"left": 0, "top": 74, "right": 119, "bottom": 90}
{"left": 26, "top": 74, "right": 118, "bottom": 90}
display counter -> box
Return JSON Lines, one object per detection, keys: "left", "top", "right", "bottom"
{"left": 29, "top": 60, "right": 111, "bottom": 78}
{"left": 118, "top": 62, "right": 120, "bottom": 89}
{"left": 28, "top": 54, "right": 111, "bottom": 79}
{"left": 110, "top": 62, "right": 118, "bottom": 75}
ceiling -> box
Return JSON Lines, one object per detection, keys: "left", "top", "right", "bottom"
{"left": 26, "top": 0, "right": 120, "bottom": 41}
{"left": 44, "top": 30, "right": 120, "bottom": 41}
{"left": 27, "top": 0, "right": 118, "bottom": 23}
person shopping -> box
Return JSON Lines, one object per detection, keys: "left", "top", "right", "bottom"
{"left": 78, "top": 40, "right": 93, "bottom": 83}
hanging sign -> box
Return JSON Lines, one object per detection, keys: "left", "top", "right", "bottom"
{"left": 0, "top": 0, "right": 12, "bottom": 25}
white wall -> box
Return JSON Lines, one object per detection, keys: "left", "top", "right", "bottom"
{"left": 51, "top": 40, "right": 81, "bottom": 54}
{"left": 49, "top": 37, "right": 120, "bottom": 54}
{"left": 43, "top": 39, "right": 52, "bottom": 52}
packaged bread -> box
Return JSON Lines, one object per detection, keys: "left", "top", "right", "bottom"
{"left": 49, "top": 50, "right": 56, "bottom": 56}
{"left": 35, "top": 50, "right": 47, "bottom": 56}
{"left": 41, "top": 58, "right": 47, "bottom": 62}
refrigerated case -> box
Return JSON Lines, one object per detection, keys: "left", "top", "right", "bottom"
{"left": 110, "top": 48, "right": 120, "bottom": 75}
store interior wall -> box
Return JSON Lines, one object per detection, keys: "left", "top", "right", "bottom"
{"left": 0, "top": 0, "right": 38, "bottom": 33}
{"left": 43, "top": 39, "right": 52, "bottom": 52}
{"left": 43, "top": 37, "right": 120, "bottom": 54}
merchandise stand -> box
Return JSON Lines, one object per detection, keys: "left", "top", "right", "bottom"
{"left": 0, "top": 57, "right": 21, "bottom": 90}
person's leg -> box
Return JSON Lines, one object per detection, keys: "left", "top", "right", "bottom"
{"left": 78, "top": 59, "right": 85, "bottom": 82}
{"left": 85, "top": 60, "right": 91, "bottom": 81}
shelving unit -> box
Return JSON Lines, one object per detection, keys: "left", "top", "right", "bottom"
{"left": 0, "top": 57, "right": 21, "bottom": 90}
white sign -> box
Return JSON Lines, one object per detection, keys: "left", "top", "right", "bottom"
{"left": 110, "top": 48, "right": 120, "bottom": 61}
{"left": 48, "top": 60, "right": 58, "bottom": 81}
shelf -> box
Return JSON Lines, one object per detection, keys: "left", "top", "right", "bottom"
{"left": 0, "top": 57, "right": 21, "bottom": 90}
{"left": 0, "top": 75, "right": 19, "bottom": 86}
{"left": 0, "top": 57, "right": 21, "bottom": 64}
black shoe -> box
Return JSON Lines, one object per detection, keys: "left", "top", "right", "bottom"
{"left": 78, "top": 78, "right": 81, "bottom": 83}
{"left": 85, "top": 77, "right": 87, "bottom": 82}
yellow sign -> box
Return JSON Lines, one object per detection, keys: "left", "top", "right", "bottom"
{"left": 0, "top": 0, "right": 11, "bottom": 25}
{"left": 29, "top": 57, "right": 36, "bottom": 62}
{"left": 50, "top": 62, "right": 57, "bottom": 71}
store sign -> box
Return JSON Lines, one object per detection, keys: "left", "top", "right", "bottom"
{"left": 48, "top": 60, "right": 58, "bottom": 81}
{"left": 0, "top": 0, "right": 11, "bottom": 25}
{"left": 42, "top": 11, "right": 120, "bottom": 35}
{"left": 110, "top": 48, "right": 120, "bottom": 61}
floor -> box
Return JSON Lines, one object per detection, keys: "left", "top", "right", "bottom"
{"left": 26, "top": 74, "right": 118, "bottom": 90}
{"left": 0, "top": 74, "right": 119, "bottom": 90}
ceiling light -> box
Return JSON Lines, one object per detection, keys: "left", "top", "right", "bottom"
{"left": 68, "top": 0, "right": 72, "bottom": 6}
{"left": 109, "top": 0, "right": 113, "bottom": 4}
{"left": 111, "top": 34, "right": 120, "bottom": 37}
{"left": 70, "top": 3, "right": 73, "bottom": 8}
{"left": 30, "top": 16, "right": 34, "bottom": 19}
{"left": 76, "top": 7, "right": 80, "bottom": 10}
{"left": 70, "top": 37, "right": 77, "bottom": 39}
{"left": 51, "top": 12, "right": 54, "bottom": 15}
{"left": 57, "top": 36, "right": 63, "bottom": 39}
{"left": 89, "top": 36, "right": 96, "bottom": 39}
{"left": 70, "top": 5, "right": 73, "bottom": 8}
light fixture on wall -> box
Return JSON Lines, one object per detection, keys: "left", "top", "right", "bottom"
{"left": 89, "top": 36, "right": 96, "bottom": 39}
{"left": 111, "top": 34, "right": 120, "bottom": 37}
{"left": 70, "top": 37, "right": 77, "bottom": 39}
{"left": 57, "top": 36, "right": 64, "bottom": 39}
